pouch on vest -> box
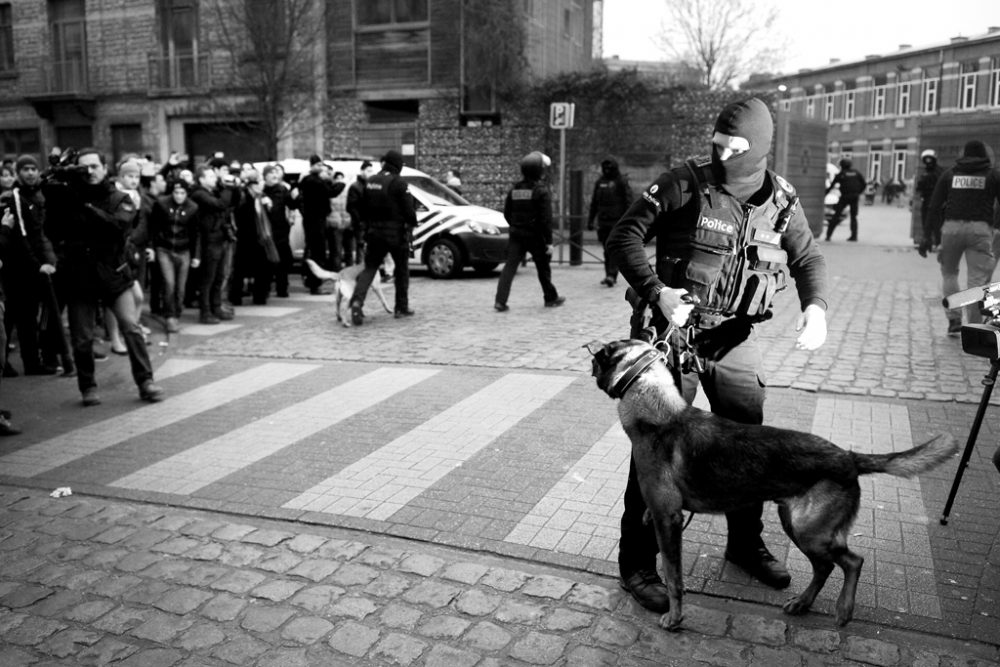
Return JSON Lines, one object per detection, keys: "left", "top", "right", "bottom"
{"left": 735, "top": 246, "right": 787, "bottom": 318}
{"left": 684, "top": 225, "right": 737, "bottom": 306}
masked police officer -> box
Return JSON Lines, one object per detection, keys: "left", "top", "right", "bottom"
{"left": 607, "top": 98, "right": 829, "bottom": 612}
{"left": 588, "top": 157, "right": 634, "bottom": 287}
{"left": 493, "top": 151, "right": 565, "bottom": 311}
{"left": 350, "top": 150, "right": 416, "bottom": 325}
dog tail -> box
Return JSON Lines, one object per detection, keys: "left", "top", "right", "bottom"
{"left": 852, "top": 433, "right": 957, "bottom": 478}
{"left": 305, "top": 258, "right": 338, "bottom": 282}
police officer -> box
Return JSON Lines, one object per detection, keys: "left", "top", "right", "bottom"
{"left": 825, "top": 158, "right": 867, "bottom": 242}
{"left": 607, "top": 98, "right": 828, "bottom": 612}
{"left": 43, "top": 149, "right": 163, "bottom": 406}
{"left": 924, "top": 140, "right": 1000, "bottom": 335}
{"left": 588, "top": 157, "right": 633, "bottom": 287}
{"left": 350, "top": 150, "right": 416, "bottom": 325}
{"left": 493, "top": 151, "right": 565, "bottom": 311}
{"left": 915, "top": 150, "right": 945, "bottom": 254}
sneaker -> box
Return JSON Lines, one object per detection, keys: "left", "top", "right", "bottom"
{"left": 93, "top": 349, "right": 108, "bottom": 362}
{"left": 350, "top": 304, "right": 364, "bottom": 326}
{"left": 166, "top": 317, "right": 181, "bottom": 333}
{"left": 216, "top": 309, "right": 234, "bottom": 321}
{"left": 494, "top": 302, "right": 509, "bottom": 312}
{"left": 947, "top": 320, "right": 963, "bottom": 336}
{"left": 847, "top": 236, "right": 858, "bottom": 242}
{"left": 725, "top": 543, "right": 791, "bottom": 589}
{"left": 544, "top": 296, "right": 566, "bottom": 308}
{"left": 0, "top": 415, "right": 20, "bottom": 436}
{"left": 394, "top": 308, "right": 415, "bottom": 319}
{"left": 199, "top": 313, "right": 220, "bottom": 325}
{"left": 81, "top": 388, "right": 102, "bottom": 407}
{"left": 600, "top": 276, "right": 616, "bottom": 287}
{"left": 139, "top": 380, "right": 164, "bottom": 402}
{"left": 111, "top": 346, "right": 128, "bottom": 356}
{"left": 619, "top": 570, "right": 670, "bottom": 613}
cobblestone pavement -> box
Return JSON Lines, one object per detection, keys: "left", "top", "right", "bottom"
{"left": 1, "top": 203, "right": 998, "bottom": 665}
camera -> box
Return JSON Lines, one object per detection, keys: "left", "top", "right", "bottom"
{"left": 944, "top": 281, "right": 1000, "bottom": 359}
{"left": 42, "top": 147, "right": 89, "bottom": 184}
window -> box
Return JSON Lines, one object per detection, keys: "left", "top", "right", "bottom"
{"left": 991, "top": 57, "right": 1000, "bottom": 107}
{"left": 892, "top": 144, "right": 906, "bottom": 180}
{"left": 357, "top": 0, "right": 428, "bottom": 26}
{"left": 897, "top": 82, "right": 910, "bottom": 115}
{"left": 48, "top": 0, "right": 86, "bottom": 92}
{"left": 872, "top": 85, "right": 886, "bottom": 118}
{"left": 868, "top": 149, "right": 882, "bottom": 183}
{"left": 806, "top": 96, "right": 816, "bottom": 118}
{"left": 0, "top": 3, "right": 13, "bottom": 72}
{"left": 157, "top": 0, "right": 199, "bottom": 88}
{"left": 923, "top": 76, "right": 938, "bottom": 113}
{"left": 1, "top": 128, "right": 40, "bottom": 159}
{"left": 845, "top": 90, "right": 855, "bottom": 120}
{"left": 824, "top": 94, "right": 834, "bottom": 121}
{"left": 959, "top": 61, "right": 978, "bottom": 110}
{"left": 111, "top": 124, "right": 143, "bottom": 165}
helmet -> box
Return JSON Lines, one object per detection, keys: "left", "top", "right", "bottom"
{"left": 520, "top": 151, "right": 551, "bottom": 180}
{"left": 920, "top": 149, "right": 936, "bottom": 160}
{"left": 839, "top": 158, "right": 852, "bottom": 170}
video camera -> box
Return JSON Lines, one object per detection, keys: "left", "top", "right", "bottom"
{"left": 944, "top": 282, "right": 1000, "bottom": 359}
{"left": 41, "top": 147, "right": 89, "bottom": 184}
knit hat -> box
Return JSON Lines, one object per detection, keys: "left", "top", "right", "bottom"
{"left": 381, "top": 150, "right": 404, "bottom": 172}
{"left": 309, "top": 154, "right": 323, "bottom": 166}
{"left": 15, "top": 154, "right": 38, "bottom": 171}
{"left": 169, "top": 179, "right": 190, "bottom": 193}
{"left": 710, "top": 97, "right": 773, "bottom": 200}
{"left": 962, "top": 140, "right": 988, "bottom": 159}
{"left": 118, "top": 160, "right": 141, "bottom": 177}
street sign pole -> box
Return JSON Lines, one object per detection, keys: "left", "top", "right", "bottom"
{"left": 558, "top": 126, "right": 566, "bottom": 264}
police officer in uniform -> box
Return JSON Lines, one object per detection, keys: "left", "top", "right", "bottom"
{"left": 43, "top": 149, "right": 163, "bottom": 406}
{"left": 923, "top": 140, "right": 1000, "bottom": 334}
{"left": 493, "top": 151, "right": 565, "bottom": 311}
{"left": 350, "top": 150, "right": 416, "bottom": 325}
{"left": 607, "top": 98, "right": 829, "bottom": 612}
{"left": 588, "top": 157, "right": 633, "bottom": 287}
{"left": 915, "top": 149, "right": 944, "bottom": 251}
{"left": 825, "top": 158, "right": 867, "bottom": 242}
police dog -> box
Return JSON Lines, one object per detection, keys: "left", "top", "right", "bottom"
{"left": 305, "top": 259, "right": 392, "bottom": 327}
{"left": 588, "top": 338, "right": 956, "bottom": 631}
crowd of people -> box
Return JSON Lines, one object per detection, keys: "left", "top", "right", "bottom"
{"left": 0, "top": 147, "right": 380, "bottom": 431}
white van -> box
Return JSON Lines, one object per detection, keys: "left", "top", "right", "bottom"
{"left": 253, "top": 158, "right": 509, "bottom": 278}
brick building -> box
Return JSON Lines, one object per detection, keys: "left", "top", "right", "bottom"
{"left": 770, "top": 28, "right": 1000, "bottom": 188}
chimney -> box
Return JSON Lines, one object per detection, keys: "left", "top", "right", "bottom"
{"left": 988, "top": 26, "right": 1000, "bottom": 34}
{"left": 898, "top": 44, "right": 911, "bottom": 50}
{"left": 829, "top": 58, "right": 840, "bottom": 64}
{"left": 864, "top": 54, "right": 880, "bottom": 60}
{"left": 951, "top": 36, "right": 968, "bottom": 43}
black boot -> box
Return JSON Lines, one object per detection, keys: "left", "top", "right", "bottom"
{"left": 619, "top": 569, "right": 670, "bottom": 613}
{"left": 725, "top": 542, "right": 791, "bottom": 589}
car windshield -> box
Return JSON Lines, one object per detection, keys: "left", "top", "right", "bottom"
{"left": 403, "top": 176, "right": 469, "bottom": 206}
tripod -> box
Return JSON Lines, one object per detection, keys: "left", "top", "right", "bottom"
{"left": 940, "top": 356, "right": 999, "bottom": 525}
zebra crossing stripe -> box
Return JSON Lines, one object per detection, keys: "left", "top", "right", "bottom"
{"left": 154, "top": 358, "right": 214, "bottom": 381}
{"left": 283, "top": 373, "right": 576, "bottom": 521}
{"left": 0, "top": 363, "right": 318, "bottom": 479}
{"left": 110, "top": 367, "right": 439, "bottom": 495}
{"left": 504, "top": 421, "right": 630, "bottom": 559}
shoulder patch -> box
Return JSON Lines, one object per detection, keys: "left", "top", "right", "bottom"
{"left": 511, "top": 189, "right": 533, "bottom": 200}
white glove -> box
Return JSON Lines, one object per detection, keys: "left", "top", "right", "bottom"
{"left": 795, "top": 304, "right": 827, "bottom": 350}
{"left": 655, "top": 287, "right": 695, "bottom": 328}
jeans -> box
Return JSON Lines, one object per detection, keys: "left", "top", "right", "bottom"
{"left": 68, "top": 287, "right": 153, "bottom": 393}
{"left": 156, "top": 248, "right": 190, "bottom": 318}
{"left": 198, "top": 242, "right": 226, "bottom": 316}
{"left": 619, "top": 327, "right": 766, "bottom": 576}
{"left": 939, "top": 220, "right": 995, "bottom": 324}
{"left": 494, "top": 232, "right": 559, "bottom": 306}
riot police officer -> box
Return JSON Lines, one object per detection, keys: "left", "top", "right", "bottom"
{"left": 350, "top": 150, "right": 416, "bottom": 325}
{"left": 493, "top": 151, "right": 565, "bottom": 311}
{"left": 607, "top": 98, "right": 828, "bottom": 612}
{"left": 588, "top": 157, "right": 633, "bottom": 287}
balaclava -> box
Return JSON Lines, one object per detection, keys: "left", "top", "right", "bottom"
{"left": 600, "top": 158, "right": 619, "bottom": 179}
{"left": 962, "top": 140, "right": 989, "bottom": 159}
{"left": 839, "top": 158, "right": 852, "bottom": 170}
{"left": 710, "top": 97, "right": 773, "bottom": 201}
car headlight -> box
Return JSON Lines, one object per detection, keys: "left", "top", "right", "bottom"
{"left": 468, "top": 221, "right": 501, "bottom": 235}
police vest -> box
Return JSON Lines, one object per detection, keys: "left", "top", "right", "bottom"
{"left": 944, "top": 168, "right": 999, "bottom": 224}
{"left": 656, "top": 159, "right": 795, "bottom": 320}
{"left": 594, "top": 178, "right": 628, "bottom": 223}
{"left": 507, "top": 180, "right": 543, "bottom": 231}
{"left": 364, "top": 171, "right": 407, "bottom": 240}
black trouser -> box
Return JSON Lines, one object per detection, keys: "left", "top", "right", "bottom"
{"left": 198, "top": 242, "right": 226, "bottom": 316}
{"left": 827, "top": 195, "right": 860, "bottom": 239}
{"left": 3, "top": 270, "right": 43, "bottom": 371}
{"left": 273, "top": 240, "right": 292, "bottom": 296}
{"left": 303, "top": 219, "right": 328, "bottom": 290}
{"left": 68, "top": 287, "right": 153, "bottom": 393}
{"left": 351, "top": 236, "right": 410, "bottom": 312}
{"left": 494, "top": 232, "right": 558, "bottom": 306}
{"left": 619, "top": 325, "right": 766, "bottom": 577}
{"left": 597, "top": 223, "right": 618, "bottom": 280}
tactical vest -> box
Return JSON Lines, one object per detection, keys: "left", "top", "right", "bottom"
{"left": 507, "top": 179, "right": 542, "bottom": 231}
{"left": 594, "top": 178, "right": 628, "bottom": 223}
{"left": 364, "top": 171, "right": 407, "bottom": 241}
{"left": 655, "top": 158, "right": 795, "bottom": 320}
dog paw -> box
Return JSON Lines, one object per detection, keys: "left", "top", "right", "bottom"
{"left": 782, "top": 597, "right": 810, "bottom": 616}
{"left": 658, "top": 612, "right": 683, "bottom": 632}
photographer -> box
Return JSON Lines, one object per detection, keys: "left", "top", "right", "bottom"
{"left": 189, "top": 165, "right": 238, "bottom": 324}
{"left": 41, "top": 148, "right": 163, "bottom": 406}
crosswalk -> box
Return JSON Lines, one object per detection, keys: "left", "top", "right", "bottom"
{"left": 0, "top": 356, "right": 946, "bottom": 619}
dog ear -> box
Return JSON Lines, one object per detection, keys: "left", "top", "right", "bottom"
{"left": 583, "top": 341, "right": 605, "bottom": 356}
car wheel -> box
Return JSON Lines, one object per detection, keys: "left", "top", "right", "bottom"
{"left": 472, "top": 262, "right": 499, "bottom": 275}
{"left": 425, "top": 238, "right": 464, "bottom": 279}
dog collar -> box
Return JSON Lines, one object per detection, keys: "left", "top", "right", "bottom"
{"left": 609, "top": 348, "right": 664, "bottom": 399}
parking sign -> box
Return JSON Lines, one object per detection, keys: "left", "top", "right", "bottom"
{"left": 549, "top": 102, "right": 575, "bottom": 129}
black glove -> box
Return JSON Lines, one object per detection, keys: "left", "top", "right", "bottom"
{"left": 918, "top": 240, "right": 931, "bottom": 258}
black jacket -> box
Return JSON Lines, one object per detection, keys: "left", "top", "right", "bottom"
{"left": 262, "top": 183, "right": 298, "bottom": 242}
{"left": 362, "top": 168, "right": 416, "bottom": 245}
{"left": 589, "top": 160, "right": 633, "bottom": 227}
{"left": 189, "top": 184, "right": 237, "bottom": 255}
{"left": 504, "top": 178, "right": 553, "bottom": 244}
{"left": 829, "top": 168, "right": 867, "bottom": 198}
{"left": 927, "top": 156, "right": 1000, "bottom": 232}
{"left": 149, "top": 195, "right": 199, "bottom": 253}
{"left": 298, "top": 171, "right": 344, "bottom": 225}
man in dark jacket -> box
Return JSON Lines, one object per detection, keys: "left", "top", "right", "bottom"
{"left": 493, "top": 151, "right": 565, "bottom": 311}
{"left": 606, "top": 98, "right": 828, "bottom": 613}
{"left": 43, "top": 148, "right": 163, "bottom": 406}
{"left": 915, "top": 149, "right": 945, "bottom": 251}
{"left": 150, "top": 180, "right": 198, "bottom": 332}
{"left": 345, "top": 160, "right": 374, "bottom": 266}
{"left": 350, "top": 150, "right": 417, "bottom": 325}
{"left": 825, "top": 158, "right": 867, "bottom": 241}
{"left": 0, "top": 208, "right": 22, "bottom": 433}
{"left": 588, "top": 157, "right": 633, "bottom": 287}
{"left": 262, "top": 164, "right": 298, "bottom": 298}
{"left": 924, "top": 140, "right": 1000, "bottom": 334}
{"left": 189, "top": 166, "right": 237, "bottom": 324}
{"left": 298, "top": 155, "right": 344, "bottom": 293}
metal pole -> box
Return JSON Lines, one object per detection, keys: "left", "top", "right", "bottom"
{"left": 558, "top": 127, "right": 566, "bottom": 264}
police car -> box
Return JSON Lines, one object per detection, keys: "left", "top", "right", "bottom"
{"left": 253, "top": 158, "right": 508, "bottom": 279}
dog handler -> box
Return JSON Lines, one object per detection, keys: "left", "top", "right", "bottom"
{"left": 607, "top": 97, "right": 829, "bottom": 612}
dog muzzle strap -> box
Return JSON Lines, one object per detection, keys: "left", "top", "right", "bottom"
{"left": 609, "top": 348, "right": 664, "bottom": 399}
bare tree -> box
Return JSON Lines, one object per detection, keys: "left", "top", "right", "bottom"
{"left": 208, "top": 0, "right": 324, "bottom": 158}
{"left": 657, "top": 0, "right": 786, "bottom": 90}
{"left": 462, "top": 0, "right": 529, "bottom": 104}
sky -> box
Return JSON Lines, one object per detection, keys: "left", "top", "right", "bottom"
{"left": 601, "top": 0, "right": 1000, "bottom": 75}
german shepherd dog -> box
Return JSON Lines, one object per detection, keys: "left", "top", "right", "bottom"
{"left": 588, "top": 338, "right": 956, "bottom": 631}
{"left": 305, "top": 259, "right": 392, "bottom": 327}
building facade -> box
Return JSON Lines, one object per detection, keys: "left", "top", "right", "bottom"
{"left": 771, "top": 29, "right": 1000, "bottom": 189}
